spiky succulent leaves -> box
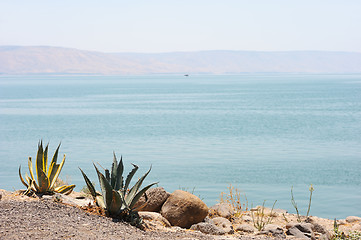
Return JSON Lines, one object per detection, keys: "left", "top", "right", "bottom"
{"left": 125, "top": 166, "right": 157, "bottom": 209}
{"left": 108, "top": 190, "right": 122, "bottom": 215}
{"left": 28, "top": 157, "right": 35, "bottom": 181}
{"left": 114, "top": 155, "right": 124, "bottom": 191}
{"left": 129, "top": 182, "right": 157, "bottom": 210}
{"left": 127, "top": 166, "right": 151, "bottom": 198}
{"left": 18, "top": 142, "right": 74, "bottom": 195}
{"left": 18, "top": 166, "right": 29, "bottom": 188}
{"left": 111, "top": 152, "right": 118, "bottom": 188}
{"left": 43, "top": 143, "right": 48, "bottom": 173}
{"left": 94, "top": 164, "right": 113, "bottom": 211}
{"left": 35, "top": 141, "right": 44, "bottom": 185}
{"left": 54, "top": 185, "right": 76, "bottom": 195}
{"left": 105, "top": 169, "right": 110, "bottom": 183}
{"left": 47, "top": 143, "right": 60, "bottom": 179}
{"left": 24, "top": 173, "right": 37, "bottom": 193}
{"left": 123, "top": 164, "right": 138, "bottom": 194}
{"left": 79, "top": 168, "right": 98, "bottom": 199}
{"left": 118, "top": 190, "right": 129, "bottom": 212}
{"left": 79, "top": 167, "right": 105, "bottom": 208}
{"left": 27, "top": 157, "right": 39, "bottom": 190}
{"left": 37, "top": 168, "right": 50, "bottom": 193}
{"left": 48, "top": 164, "right": 59, "bottom": 187}
{"left": 48, "top": 154, "right": 66, "bottom": 190}
{"left": 27, "top": 178, "right": 37, "bottom": 194}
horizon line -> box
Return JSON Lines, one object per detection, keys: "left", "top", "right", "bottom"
{"left": 1, "top": 45, "right": 361, "bottom": 55}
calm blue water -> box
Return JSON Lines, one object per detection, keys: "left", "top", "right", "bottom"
{"left": 0, "top": 74, "right": 360, "bottom": 219}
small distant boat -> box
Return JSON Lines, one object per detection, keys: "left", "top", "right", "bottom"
{"left": 184, "top": 74, "right": 189, "bottom": 77}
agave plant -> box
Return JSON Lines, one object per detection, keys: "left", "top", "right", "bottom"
{"left": 79, "top": 152, "right": 157, "bottom": 218}
{"left": 19, "top": 141, "right": 75, "bottom": 196}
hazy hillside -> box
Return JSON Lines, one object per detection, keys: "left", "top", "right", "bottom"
{"left": 1, "top": 46, "right": 361, "bottom": 74}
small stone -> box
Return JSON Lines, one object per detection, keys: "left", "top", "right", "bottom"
{"left": 286, "top": 222, "right": 297, "bottom": 229}
{"left": 312, "top": 223, "right": 327, "bottom": 234}
{"left": 138, "top": 211, "right": 171, "bottom": 227}
{"left": 286, "top": 227, "right": 308, "bottom": 239}
{"left": 190, "top": 222, "right": 225, "bottom": 235}
{"left": 286, "top": 223, "right": 315, "bottom": 239}
{"left": 346, "top": 216, "right": 361, "bottom": 223}
{"left": 209, "top": 203, "right": 235, "bottom": 219}
{"left": 251, "top": 206, "right": 279, "bottom": 217}
{"left": 296, "top": 223, "right": 313, "bottom": 233}
{"left": 260, "top": 224, "right": 286, "bottom": 238}
{"left": 319, "top": 232, "right": 332, "bottom": 240}
{"left": 203, "top": 216, "right": 214, "bottom": 224}
{"left": 273, "top": 208, "right": 288, "bottom": 214}
{"left": 337, "top": 219, "right": 347, "bottom": 225}
{"left": 211, "top": 217, "right": 234, "bottom": 234}
{"left": 242, "top": 215, "right": 253, "bottom": 222}
{"left": 234, "top": 223, "right": 254, "bottom": 233}
{"left": 262, "top": 207, "right": 279, "bottom": 217}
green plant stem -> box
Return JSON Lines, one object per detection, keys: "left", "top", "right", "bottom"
{"left": 306, "top": 184, "right": 314, "bottom": 217}
{"left": 291, "top": 186, "right": 301, "bottom": 222}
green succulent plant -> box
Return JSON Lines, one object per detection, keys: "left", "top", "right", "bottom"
{"left": 79, "top": 152, "right": 157, "bottom": 218}
{"left": 19, "top": 141, "right": 75, "bottom": 196}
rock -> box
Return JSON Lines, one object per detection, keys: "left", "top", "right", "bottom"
{"left": 260, "top": 224, "right": 286, "bottom": 238}
{"left": 351, "top": 223, "right": 361, "bottom": 232}
{"left": 211, "top": 217, "right": 234, "bottom": 234}
{"left": 286, "top": 223, "right": 315, "bottom": 239}
{"left": 346, "top": 216, "right": 361, "bottom": 223}
{"left": 273, "top": 208, "right": 288, "bottom": 215}
{"left": 160, "top": 190, "right": 208, "bottom": 228}
{"left": 286, "top": 222, "right": 298, "bottom": 229}
{"left": 319, "top": 232, "right": 332, "bottom": 240}
{"left": 133, "top": 187, "right": 170, "bottom": 212}
{"left": 295, "top": 223, "right": 313, "bottom": 233}
{"left": 312, "top": 223, "right": 327, "bottom": 234}
{"left": 190, "top": 222, "right": 225, "bottom": 235}
{"left": 0, "top": 189, "right": 11, "bottom": 200}
{"left": 251, "top": 206, "right": 279, "bottom": 217}
{"left": 42, "top": 193, "right": 93, "bottom": 207}
{"left": 242, "top": 215, "right": 253, "bottom": 222}
{"left": 209, "top": 203, "right": 235, "bottom": 219}
{"left": 337, "top": 219, "right": 347, "bottom": 225}
{"left": 305, "top": 217, "right": 327, "bottom": 234}
{"left": 287, "top": 227, "right": 310, "bottom": 239}
{"left": 138, "top": 211, "right": 171, "bottom": 231}
{"left": 234, "top": 223, "right": 254, "bottom": 233}
{"left": 203, "top": 216, "right": 214, "bottom": 224}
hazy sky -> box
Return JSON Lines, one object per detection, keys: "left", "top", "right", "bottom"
{"left": 0, "top": 0, "right": 360, "bottom": 53}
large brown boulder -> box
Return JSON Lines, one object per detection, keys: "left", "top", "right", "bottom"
{"left": 160, "top": 190, "right": 208, "bottom": 228}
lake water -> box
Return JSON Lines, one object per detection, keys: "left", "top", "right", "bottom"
{"left": 0, "top": 74, "right": 360, "bottom": 219}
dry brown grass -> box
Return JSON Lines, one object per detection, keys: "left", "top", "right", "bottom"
{"left": 219, "top": 184, "right": 248, "bottom": 216}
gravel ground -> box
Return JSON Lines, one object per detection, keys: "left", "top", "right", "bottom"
{"left": 0, "top": 191, "right": 273, "bottom": 240}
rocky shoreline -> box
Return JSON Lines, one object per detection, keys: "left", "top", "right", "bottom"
{"left": 0, "top": 189, "right": 360, "bottom": 240}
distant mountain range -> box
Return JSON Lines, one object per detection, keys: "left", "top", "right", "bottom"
{"left": 1, "top": 46, "right": 361, "bottom": 74}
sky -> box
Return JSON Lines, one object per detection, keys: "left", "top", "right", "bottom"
{"left": 0, "top": 0, "right": 360, "bottom": 53}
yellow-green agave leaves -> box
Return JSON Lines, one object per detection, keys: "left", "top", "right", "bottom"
{"left": 19, "top": 141, "right": 75, "bottom": 195}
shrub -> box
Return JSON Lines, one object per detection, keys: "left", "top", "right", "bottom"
{"left": 18, "top": 141, "right": 75, "bottom": 196}
{"left": 79, "top": 152, "right": 157, "bottom": 225}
